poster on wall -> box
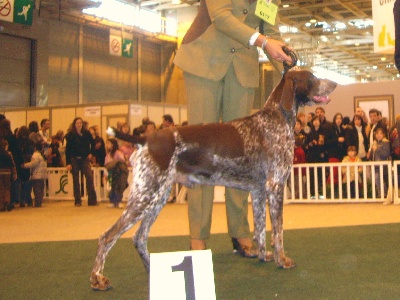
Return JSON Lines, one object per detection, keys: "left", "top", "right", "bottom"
{"left": 354, "top": 95, "right": 394, "bottom": 126}
{"left": 0, "top": 0, "right": 34, "bottom": 26}
{"left": 372, "top": 0, "right": 395, "bottom": 54}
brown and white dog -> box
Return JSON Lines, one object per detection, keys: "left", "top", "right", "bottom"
{"left": 90, "top": 69, "right": 337, "bottom": 290}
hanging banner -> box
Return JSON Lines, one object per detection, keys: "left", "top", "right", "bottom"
{"left": 0, "top": 0, "right": 34, "bottom": 25}
{"left": 372, "top": 0, "right": 395, "bottom": 54}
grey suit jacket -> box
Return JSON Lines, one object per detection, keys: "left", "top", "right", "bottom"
{"left": 174, "top": 0, "right": 281, "bottom": 88}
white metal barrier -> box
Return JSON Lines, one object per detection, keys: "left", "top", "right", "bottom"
{"left": 44, "top": 161, "right": 399, "bottom": 204}
{"left": 285, "top": 161, "right": 399, "bottom": 204}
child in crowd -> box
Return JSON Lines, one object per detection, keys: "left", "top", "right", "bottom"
{"left": 104, "top": 138, "right": 129, "bottom": 209}
{"left": 49, "top": 135, "right": 63, "bottom": 167}
{"left": 369, "top": 127, "right": 391, "bottom": 198}
{"left": 0, "top": 138, "right": 17, "bottom": 211}
{"left": 22, "top": 141, "right": 47, "bottom": 207}
{"left": 341, "top": 145, "right": 362, "bottom": 198}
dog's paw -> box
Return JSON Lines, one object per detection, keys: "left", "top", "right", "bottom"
{"left": 106, "top": 127, "right": 116, "bottom": 137}
{"left": 278, "top": 256, "right": 297, "bottom": 269}
{"left": 90, "top": 272, "right": 112, "bottom": 291}
{"left": 258, "top": 250, "right": 274, "bottom": 262}
{"left": 265, "top": 251, "right": 274, "bottom": 262}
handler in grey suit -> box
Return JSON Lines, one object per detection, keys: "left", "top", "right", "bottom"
{"left": 174, "top": 0, "right": 292, "bottom": 253}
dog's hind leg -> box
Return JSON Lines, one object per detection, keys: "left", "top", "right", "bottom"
{"left": 133, "top": 195, "right": 168, "bottom": 273}
{"left": 90, "top": 204, "right": 146, "bottom": 291}
{"left": 267, "top": 184, "right": 296, "bottom": 269}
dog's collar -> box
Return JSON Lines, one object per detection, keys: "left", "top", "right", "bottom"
{"left": 279, "top": 103, "right": 296, "bottom": 125}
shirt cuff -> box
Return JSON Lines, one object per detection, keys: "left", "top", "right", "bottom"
{"left": 249, "top": 32, "right": 260, "bottom": 46}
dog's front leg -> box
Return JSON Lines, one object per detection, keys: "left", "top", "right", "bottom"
{"left": 268, "top": 185, "right": 296, "bottom": 269}
{"left": 250, "top": 189, "right": 267, "bottom": 262}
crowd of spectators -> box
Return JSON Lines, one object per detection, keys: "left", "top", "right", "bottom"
{"left": 1, "top": 107, "right": 399, "bottom": 211}
{"left": 294, "top": 107, "right": 400, "bottom": 199}
{"left": 0, "top": 113, "right": 185, "bottom": 211}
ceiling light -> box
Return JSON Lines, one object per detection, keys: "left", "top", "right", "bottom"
{"left": 336, "top": 36, "right": 340, "bottom": 39}
{"left": 283, "top": 4, "right": 289, "bottom": 8}
{"left": 355, "top": 43, "right": 360, "bottom": 46}
{"left": 172, "top": 0, "right": 181, "bottom": 4}
{"left": 310, "top": 19, "right": 317, "bottom": 23}
{"left": 372, "top": 66, "right": 378, "bottom": 69}
{"left": 305, "top": 22, "right": 311, "bottom": 27}
{"left": 381, "top": 57, "right": 386, "bottom": 61}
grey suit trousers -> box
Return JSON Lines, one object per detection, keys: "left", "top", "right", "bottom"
{"left": 184, "top": 63, "right": 255, "bottom": 240}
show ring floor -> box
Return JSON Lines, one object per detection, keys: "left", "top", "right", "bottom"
{"left": 1, "top": 201, "right": 400, "bottom": 244}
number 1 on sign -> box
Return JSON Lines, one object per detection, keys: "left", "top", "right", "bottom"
{"left": 172, "top": 256, "right": 195, "bottom": 300}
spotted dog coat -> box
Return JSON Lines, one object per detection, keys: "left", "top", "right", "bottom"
{"left": 90, "top": 70, "right": 337, "bottom": 290}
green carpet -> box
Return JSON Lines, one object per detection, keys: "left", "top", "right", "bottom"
{"left": 1, "top": 224, "right": 400, "bottom": 299}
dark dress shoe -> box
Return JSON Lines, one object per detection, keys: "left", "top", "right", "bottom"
{"left": 231, "top": 238, "right": 258, "bottom": 258}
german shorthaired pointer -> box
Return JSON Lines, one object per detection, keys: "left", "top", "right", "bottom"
{"left": 90, "top": 69, "right": 337, "bottom": 290}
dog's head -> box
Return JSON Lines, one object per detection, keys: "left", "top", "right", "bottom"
{"left": 280, "top": 69, "right": 337, "bottom": 110}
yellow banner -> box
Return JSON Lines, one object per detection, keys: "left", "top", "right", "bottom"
{"left": 372, "top": 0, "right": 395, "bottom": 54}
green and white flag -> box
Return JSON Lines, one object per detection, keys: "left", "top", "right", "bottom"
{"left": 0, "top": 0, "right": 34, "bottom": 26}
{"left": 109, "top": 29, "right": 133, "bottom": 58}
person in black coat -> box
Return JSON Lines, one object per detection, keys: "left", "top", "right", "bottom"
{"left": 305, "top": 116, "right": 326, "bottom": 197}
{"left": 17, "top": 126, "right": 35, "bottom": 207}
{"left": 348, "top": 115, "right": 369, "bottom": 160}
{"left": 65, "top": 117, "right": 97, "bottom": 206}
{"left": 0, "top": 138, "right": 17, "bottom": 211}
{"left": 394, "top": 0, "right": 400, "bottom": 71}
{"left": 0, "top": 119, "right": 23, "bottom": 208}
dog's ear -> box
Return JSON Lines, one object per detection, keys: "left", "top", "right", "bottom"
{"left": 280, "top": 75, "right": 295, "bottom": 111}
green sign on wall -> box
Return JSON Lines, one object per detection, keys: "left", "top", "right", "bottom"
{"left": 0, "top": 0, "right": 34, "bottom": 26}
